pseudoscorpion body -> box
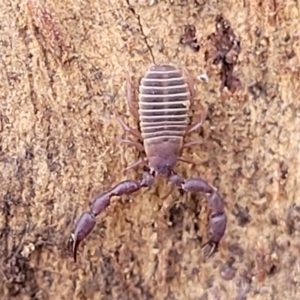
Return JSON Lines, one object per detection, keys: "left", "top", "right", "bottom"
{"left": 70, "top": 64, "right": 227, "bottom": 262}
{"left": 138, "top": 65, "right": 191, "bottom": 175}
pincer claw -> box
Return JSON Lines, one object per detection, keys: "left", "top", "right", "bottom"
{"left": 71, "top": 212, "right": 96, "bottom": 262}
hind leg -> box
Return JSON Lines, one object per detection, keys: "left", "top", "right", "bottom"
{"left": 116, "top": 115, "right": 142, "bottom": 140}
{"left": 182, "top": 66, "right": 195, "bottom": 104}
{"left": 182, "top": 67, "right": 206, "bottom": 134}
{"left": 115, "top": 137, "right": 144, "bottom": 152}
{"left": 186, "top": 107, "right": 206, "bottom": 134}
{"left": 126, "top": 70, "right": 140, "bottom": 121}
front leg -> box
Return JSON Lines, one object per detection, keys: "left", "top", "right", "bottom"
{"left": 70, "top": 172, "right": 154, "bottom": 262}
{"left": 169, "top": 175, "right": 227, "bottom": 257}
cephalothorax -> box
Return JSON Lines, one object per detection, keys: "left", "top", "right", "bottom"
{"left": 70, "top": 65, "right": 227, "bottom": 262}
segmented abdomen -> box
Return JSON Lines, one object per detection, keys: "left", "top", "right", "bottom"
{"left": 138, "top": 65, "right": 190, "bottom": 143}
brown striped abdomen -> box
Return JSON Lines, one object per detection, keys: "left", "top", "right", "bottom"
{"left": 138, "top": 65, "right": 191, "bottom": 164}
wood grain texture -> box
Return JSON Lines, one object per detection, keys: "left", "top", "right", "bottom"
{"left": 0, "top": 0, "right": 299, "bottom": 299}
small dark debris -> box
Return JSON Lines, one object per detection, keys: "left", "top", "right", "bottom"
{"left": 254, "top": 26, "right": 261, "bottom": 37}
{"left": 236, "top": 270, "right": 252, "bottom": 300}
{"left": 254, "top": 247, "right": 278, "bottom": 282}
{"left": 286, "top": 204, "right": 300, "bottom": 235}
{"left": 3, "top": 246, "right": 38, "bottom": 297}
{"left": 228, "top": 243, "right": 244, "bottom": 261}
{"left": 205, "top": 15, "right": 241, "bottom": 92}
{"left": 279, "top": 161, "right": 289, "bottom": 179}
{"left": 94, "top": 69, "right": 103, "bottom": 80}
{"left": 232, "top": 203, "right": 251, "bottom": 226}
{"left": 286, "top": 49, "right": 295, "bottom": 60}
{"left": 43, "top": 270, "right": 53, "bottom": 286}
{"left": 233, "top": 167, "right": 243, "bottom": 178}
{"left": 168, "top": 203, "right": 186, "bottom": 239}
{"left": 206, "top": 276, "right": 215, "bottom": 288}
{"left": 165, "top": 248, "right": 181, "bottom": 283}
{"left": 199, "top": 292, "right": 208, "bottom": 300}
{"left": 210, "top": 286, "right": 222, "bottom": 300}
{"left": 220, "top": 257, "right": 237, "bottom": 280}
{"left": 269, "top": 264, "right": 277, "bottom": 276}
{"left": 180, "top": 25, "right": 200, "bottom": 51}
{"left": 269, "top": 211, "right": 278, "bottom": 225}
{"left": 195, "top": 0, "right": 206, "bottom": 5}
{"left": 25, "top": 148, "right": 34, "bottom": 160}
{"left": 248, "top": 81, "right": 268, "bottom": 100}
